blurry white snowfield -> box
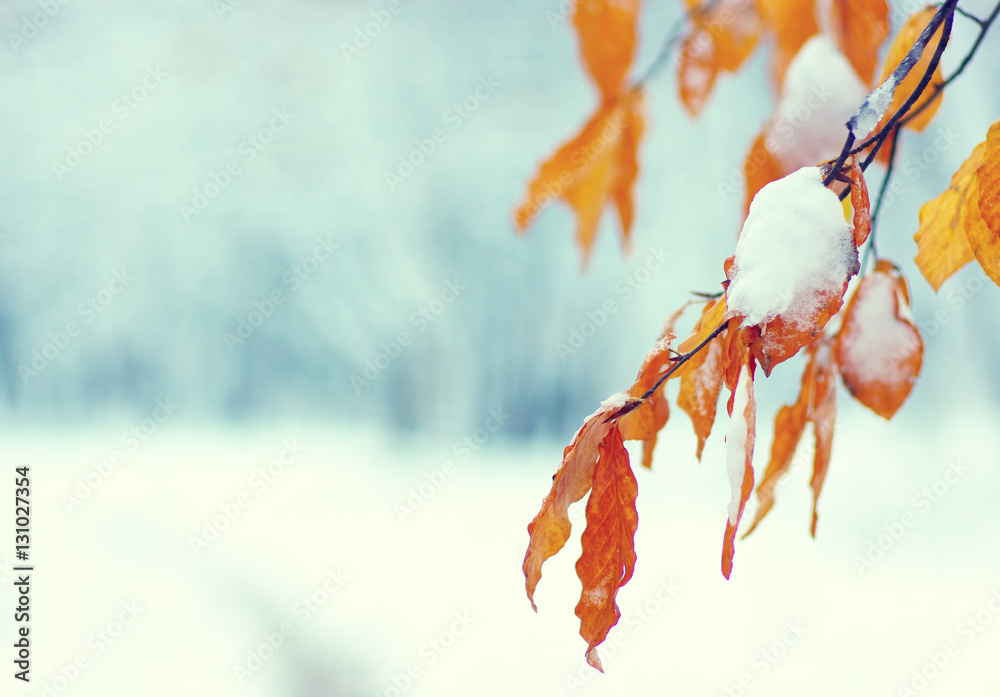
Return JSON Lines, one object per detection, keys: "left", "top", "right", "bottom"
{"left": 5, "top": 404, "right": 1000, "bottom": 697}
{"left": 2, "top": 0, "right": 1000, "bottom": 695}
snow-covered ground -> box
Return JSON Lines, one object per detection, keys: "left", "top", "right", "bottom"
{"left": 2, "top": 0, "right": 1000, "bottom": 695}
{"left": 4, "top": 401, "right": 999, "bottom": 697}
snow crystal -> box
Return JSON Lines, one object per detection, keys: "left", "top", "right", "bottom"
{"left": 725, "top": 365, "right": 752, "bottom": 524}
{"left": 765, "top": 36, "right": 869, "bottom": 170}
{"left": 840, "top": 273, "right": 918, "bottom": 387}
{"left": 600, "top": 390, "right": 633, "bottom": 412}
{"left": 850, "top": 75, "right": 896, "bottom": 141}
{"left": 727, "top": 167, "right": 859, "bottom": 330}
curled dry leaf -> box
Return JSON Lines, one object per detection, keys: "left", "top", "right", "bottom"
{"left": 617, "top": 303, "right": 690, "bottom": 468}
{"left": 677, "top": 319, "right": 726, "bottom": 461}
{"left": 834, "top": 260, "right": 923, "bottom": 419}
{"left": 574, "top": 425, "right": 639, "bottom": 672}
{"left": 513, "top": 90, "right": 645, "bottom": 265}
{"left": 523, "top": 391, "right": 633, "bottom": 610}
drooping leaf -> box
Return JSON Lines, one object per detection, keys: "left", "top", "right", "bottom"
{"left": 966, "top": 120, "right": 1000, "bottom": 286}
{"left": 574, "top": 425, "right": 639, "bottom": 671}
{"left": 828, "top": 0, "right": 890, "bottom": 84}
{"left": 523, "top": 392, "right": 634, "bottom": 610}
{"left": 834, "top": 260, "right": 923, "bottom": 419}
{"left": 618, "top": 334, "right": 674, "bottom": 469}
{"left": 849, "top": 154, "right": 871, "bottom": 246}
{"left": 677, "top": 330, "right": 725, "bottom": 461}
{"left": 913, "top": 141, "right": 985, "bottom": 290}
{"left": 513, "top": 90, "right": 645, "bottom": 265}
{"left": 573, "top": 0, "right": 641, "bottom": 101}
{"left": 727, "top": 167, "right": 860, "bottom": 375}
{"left": 722, "top": 363, "right": 756, "bottom": 579}
{"left": 743, "top": 335, "right": 838, "bottom": 538}
{"left": 743, "top": 346, "right": 813, "bottom": 537}
{"left": 617, "top": 304, "right": 690, "bottom": 467}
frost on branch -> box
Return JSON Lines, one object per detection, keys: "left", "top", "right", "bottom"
{"left": 726, "top": 166, "right": 860, "bottom": 374}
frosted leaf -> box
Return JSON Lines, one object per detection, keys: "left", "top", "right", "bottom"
{"left": 727, "top": 167, "right": 859, "bottom": 331}
{"left": 838, "top": 274, "right": 918, "bottom": 390}
{"left": 765, "top": 36, "right": 868, "bottom": 170}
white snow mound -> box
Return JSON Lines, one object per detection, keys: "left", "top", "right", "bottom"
{"left": 727, "top": 167, "right": 859, "bottom": 330}
{"left": 766, "top": 36, "right": 869, "bottom": 169}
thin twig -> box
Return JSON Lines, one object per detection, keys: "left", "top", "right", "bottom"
{"left": 862, "top": 131, "right": 900, "bottom": 271}
{"left": 607, "top": 319, "right": 729, "bottom": 421}
{"left": 900, "top": 0, "right": 1000, "bottom": 129}
{"left": 633, "top": 0, "right": 722, "bottom": 88}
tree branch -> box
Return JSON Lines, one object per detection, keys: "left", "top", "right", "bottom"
{"left": 606, "top": 320, "right": 729, "bottom": 422}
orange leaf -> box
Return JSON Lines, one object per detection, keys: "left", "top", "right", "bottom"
{"left": 618, "top": 302, "right": 697, "bottom": 467}
{"left": 677, "top": 332, "right": 725, "bottom": 461}
{"left": 743, "top": 132, "right": 786, "bottom": 215}
{"left": 913, "top": 141, "right": 985, "bottom": 290}
{"left": 828, "top": 0, "right": 890, "bottom": 84}
{"left": 573, "top": 0, "right": 640, "bottom": 101}
{"left": 966, "top": 119, "right": 1000, "bottom": 286}
{"left": 677, "top": 0, "right": 761, "bottom": 116}
{"left": 742, "top": 348, "right": 812, "bottom": 537}
{"left": 978, "top": 120, "right": 1000, "bottom": 233}
{"left": 523, "top": 394, "right": 633, "bottom": 609}
{"left": 513, "top": 90, "right": 645, "bottom": 265}
{"left": 874, "top": 7, "right": 944, "bottom": 135}
{"left": 619, "top": 338, "right": 673, "bottom": 469}
{"left": 574, "top": 425, "right": 639, "bottom": 671}
{"left": 758, "top": 0, "right": 818, "bottom": 86}
{"left": 849, "top": 154, "right": 871, "bottom": 246}
{"left": 722, "top": 364, "right": 755, "bottom": 579}
{"left": 743, "top": 336, "right": 838, "bottom": 538}
{"left": 965, "top": 176, "right": 1000, "bottom": 287}
{"left": 834, "top": 260, "right": 923, "bottom": 419}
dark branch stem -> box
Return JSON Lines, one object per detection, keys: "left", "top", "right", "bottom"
{"left": 899, "top": 0, "right": 1000, "bottom": 129}
{"left": 607, "top": 319, "right": 729, "bottom": 422}
{"left": 639, "top": 321, "right": 728, "bottom": 401}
